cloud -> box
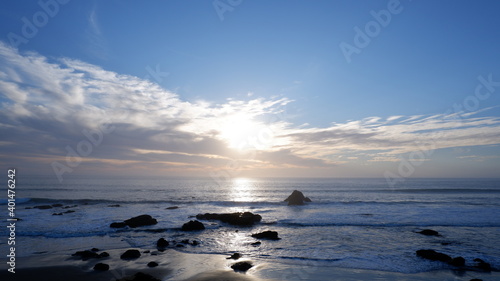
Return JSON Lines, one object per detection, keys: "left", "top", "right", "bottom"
{"left": 1, "top": 42, "right": 500, "bottom": 178}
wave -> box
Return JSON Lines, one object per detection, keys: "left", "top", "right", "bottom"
{"left": 279, "top": 221, "right": 500, "bottom": 228}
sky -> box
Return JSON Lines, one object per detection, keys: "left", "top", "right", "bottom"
{"left": 1, "top": 0, "right": 500, "bottom": 182}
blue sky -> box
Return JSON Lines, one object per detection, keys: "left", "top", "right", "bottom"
{"left": 1, "top": 0, "right": 500, "bottom": 181}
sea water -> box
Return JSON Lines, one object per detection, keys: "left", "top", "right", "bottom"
{"left": 1, "top": 176, "right": 499, "bottom": 274}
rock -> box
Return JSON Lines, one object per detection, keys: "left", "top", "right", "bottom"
{"left": 120, "top": 249, "right": 141, "bottom": 260}
{"left": 449, "top": 257, "right": 465, "bottom": 267}
{"left": 166, "top": 206, "right": 179, "bottom": 210}
{"left": 99, "top": 252, "right": 109, "bottom": 258}
{"left": 251, "top": 241, "right": 261, "bottom": 246}
{"left": 156, "top": 238, "right": 169, "bottom": 249}
{"left": 34, "top": 205, "right": 53, "bottom": 209}
{"left": 417, "top": 229, "right": 441, "bottom": 236}
{"left": 227, "top": 253, "right": 241, "bottom": 260}
{"left": 52, "top": 213, "right": 63, "bottom": 216}
{"left": 416, "top": 249, "right": 451, "bottom": 263}
{"left": 191, "top": 240, "right": 199, "bottom": 246}
{"left": 64, "top": 210, "right": 75, "bottom": 214}
{"left": 147, "top": 261, "right": 159, "bottom": 267}
{"left": 473, "top": 258, "right": 491, "bottom": 271}
{"left": 251, "top": 230, "right": 280, "bottom": 240}
{"left": 72, "top": 250, "right": 100, "bottom": 260}
{"left": 284, "top": 190, "right": 311, "bottom": 205}
{"left": 52, "top": 204, "right": 63, "bottom": 207}
{"left": 176, "top": 244, "right": 185, "bottom": 247}
{"left": 231, "top": 261, "right": 253, "bottom": 272}
{"left": 108, "top": 204, "right": 121, "bottom": 207}
{"left": 117, "top": 272, "right": 161, "bottom": 281}
{"left": 124, "top": 215, "right": 158, "bottom": 228}
{"left": 469, "top": 279, "right": 483, "bottom": 281}
{"left": 93, "top": 263, "right": 109, "bottom": 271}
{"left": 181, "top": 220, "right": 205, "bottom": 231}
{"left": 91, "top": 248, "right": 99, "bottom": 252}
{"left": 195, "top": 212, "right": 262, "bottom": 226}
{"left": 180, "top": 239, "right": 190, "bottom": 244}
{"left": 110, "top": 222, "right": 127, "bottom": 228}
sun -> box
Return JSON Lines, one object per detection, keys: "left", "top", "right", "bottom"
{"left": 219, "top": 113, "right": 262, "bottom": 150}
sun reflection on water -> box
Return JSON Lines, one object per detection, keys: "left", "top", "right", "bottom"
{"left": 230, "top": 178, "right": 255, "bottom": 203}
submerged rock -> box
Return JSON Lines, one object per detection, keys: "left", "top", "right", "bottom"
{"left": 110, "top": 222, "right": 127, "bottom": 228}
{"left": 416, "top": 249, "right": 452, "bottom": 263}
{"left": 147, "top": 261, "right": 159, "bottom": 268}
{"left": 156, "top": 238, "right": 169, "bottom": 249}
{"left": 34, "top": 205, "right": 53, "bottom": 209}
{"left": 227, "top": 253, "right": 241, "bottom": 260}
{"left": 474, "top": 258, "right": 492, "bottom": 271}
{"left": 231, "top": 261, "right": 253, "bottom": 272}
{"left": 124, "top": 215, "right": 158, "bottom": 228}
{"left": 120, "top": 249, "right": 141, "bottom": 260}
{"left": 181, "top": 220, "right": 205, "bottom": 231}
{"left": 165, "top": 206, "right": 179, "bottom": 210}
{"left": 196, "top": 212, "right": 262, "bottom": 226}
{"left": 251, "top": 230, "right": 280, "bottom": 240}
{"left": 284, "top": 190, "right": 311, "bottom": 205}
{"left": 93, "top": 263, "right": 109, "bottom": 271}
{"left": 417, "top": 229, "right": 441, "bottom": 236}
{"left": 450, "top": 257, "right": 465, "bottom": 267}
{"left": 72, "top": 250, "right": 100, "bottom": 260}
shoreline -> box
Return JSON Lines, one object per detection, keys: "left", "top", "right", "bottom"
{"left": 2, "top": 247, "right": 498, "bottom": 281}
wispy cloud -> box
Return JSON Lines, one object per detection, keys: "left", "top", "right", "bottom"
{"left": 1, "top": 42, "right": 500, "bottom": 177}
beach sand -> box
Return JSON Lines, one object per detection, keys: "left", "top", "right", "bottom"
{"left": 2, "top": 247, "right": 499, "bottom": 281}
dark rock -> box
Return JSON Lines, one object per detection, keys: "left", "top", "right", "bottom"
{"left": 120, "top": 249, "right": 141, "bottom": 260}
{"left": 25, "top": 207, "right": 32, "bottom": 209}
{"left": 450, "top": 257, "right": 465, "bottom": 267}
{"left": 91, "top": 248, "right": 99, "bottom": 252}
{"left": 99, "top": 252, "right": 109, "bottom": 258}
{"left": 180, "top": 239, "right": 190, "bottom": 244}
{"left": 181, "top": 220, "right": 205, "bottom": 231}
{"left": 195, "top": 212, "right": 262, "bottom": 226}
{"left": 251, "top": 241, "right": 261, "bottom": 246}
{"left": 108, "top": 204, "right": 121, "bottom": 207}
{"left": 473, "top": 258, "right": 492, "bottom": 271}
{"left": 52, "top": 213, "right": 63, "bottom": 216}
{"left": 251, "top": 230, "right": 280, "bottom": 240}
{"left": 34, "top": 205, "right": 53, "bottom": 209}
{"left": 157, "top": 238, "right": 169, "bottom": 249}
{"left": 191, "top": 240, "right": 199, "bottom": 246}
{"left": 284, "top": 190, "right": 311, "bottom": 205}
{"left": 52, "top": 204, "right": 63, "bottom": 207}
{"left": 93, "top": 263, "right": 109, "bottom": 271}
{"left": 63, "top": 205, "right": 77, "bottom": 209}
{"left": 147, "top": 261, "right": 159, "bottom": 267}
{"left": 166, "top": 206, "right": 179, "bottom": 210}
{"left": 416, "top": 249, "right": 452, "bottom": 263}
{"left": 117, "top": 272, "right": 161, "bottom": 281}
{"left": 470, "top": 279, "right": 483, "bottom": 281}
{"left": 143, "top": 250, "right": 150, "bottom": 253}
{"left": 227, "top": 253, "right": 241, "bottom": 260}
{"left": 176, "top": 244, "right": 185, "bottom": 247}
{"left": 72, "top": 250, "right": 100, "bottom": 260}
{"left": 417, "top": 229, "right": 441, "bottom": 236}
{"left": 231, "top": 261, "right": 253, "bottom": 272}
{"left": 64, "top": 210, "right": 75, "bottom": 214}
{"left": 110, "top": 222, "right": 127, "bottom": 228}
{"left": 124, "top": 215, "right": 158, "bottom": 228}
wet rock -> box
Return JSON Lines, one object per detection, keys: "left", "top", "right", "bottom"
{"left": 99, "top": 252, "right": 109, "bottom": 258}
{"left": 52, "top": 204, "right": 63, "bottom": 207}
{"left": 124, "top": 215, "right": 158, "bottom": 228}
{"left": 417, "top": 229, "right": 441, "bottom": 236}
{"left": 64, "top": 210, "right": 75, "bottom": 214}
{"left": 176, "top": 244, "right": 185, "bottom": 248}
{"left": 251, "top": 241, "right": 261, "bottom": 246}
{"left": 110, "top": 222, "right": 127, "bottom": 228}
{"left": 156, "top": 238, "right": 169, "bottom": 249}
{"left": 72, "top": 250, "right": 100, "bottom": 260}
{"left": 473, "top": 258, "right": 491, "bottom": 271}
{"left": 231, "top": 261, "right": 253, "bottom": 272}
{"left": 191, "top": 240, "right": 199, "bottom": 246}
{"left": 227, "top": 253, "right": 241, "bottom": 260}
{"left": 52, "top": 213, "right": 63, "bottom": 216}
{"left": 469, "top": 279, "right": 483, "bottom": 281}
{"left": 181, "top": 220, "right": 205, "bottom": 231}
{"left": 93, "top": 263, "right": 109, "bottom": 271}
{"left": 120, "top": 249, "right": 141, "bottom": 260}
{"left": 147, "top": 261, "right": 159, "bottom": 267}
{"left": 180, "top": 239, "right": 190, "bottom": 244}
{"left": 91, "top": 248, "right": 99, "bottom": 252}
{"left": 196, "top": 212, "right": 262, "bottom": 226}
{"left": 252, "top": 230, "right": 280, "bottom": 240}
{"left": 416, "top": 249, "right": 451, "bottom": 263}
{"left": 117, "top": 272, "right": 161, "bottom": 281}
{"left": 450, "top": 257, "right": 465, "bottom": 267}
{"left": 165, "top": 206, "right": 179, "bottom": 210}
{"left": 284, "top": 190, "right": 311, "bottom": 205}
{"left": 108, "top": 204, "right": 121, "bottom": 207}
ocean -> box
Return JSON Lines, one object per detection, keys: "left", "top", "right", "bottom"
{"left": 1, "top": 176, "right": 499, "bottom": 274}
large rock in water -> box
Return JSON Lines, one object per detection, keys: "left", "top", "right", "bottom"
{"left": 284, "top": 190, "right": 311, "bottom": 205}
{"left": 416, "top": 249, "right": 452, "bottom": 263}
{"left": 124, "top": 215, "right": 158, "bottom": 228}
{"left": 196, "top": 212, "right": 262, "bottom": 226}
{"left": 181, "top": 220, "right": 205, "bottom": 231}
{"left": 251, "top": 230, "right": 281, "bottom": 240}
